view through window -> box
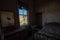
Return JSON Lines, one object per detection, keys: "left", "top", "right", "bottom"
{"left": 19, "top": 7, "right": 28, "bottom": 26}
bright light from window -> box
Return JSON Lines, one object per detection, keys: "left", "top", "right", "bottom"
{"left": 19, "top": 9, "right": 27, "bottom": 15}
{"left": 19, "top": 9, "right": 28, "bottom": 26}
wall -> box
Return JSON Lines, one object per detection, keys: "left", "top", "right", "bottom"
{"left": 0, "top": 0, "right": 19, "bottom": 28}
{"left": 34, "top": 0, "right": 60, "bottom": 26}
{"left": 28, "top": 0, "right": 36, "bottom": 26}
{"left": 42, "top": 1, "right": 60, "bottom": 26}
{"left": 0, "top": 0, "right": 19, "bottom": 40}
{"left": 1, "top": 12, "right": 14, "bottom": 27}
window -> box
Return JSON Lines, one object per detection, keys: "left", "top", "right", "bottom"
{"left": 18, "top": 7, "right": 28, "bottom": 26}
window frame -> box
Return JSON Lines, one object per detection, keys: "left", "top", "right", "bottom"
{"left": 17, "top": 1, "right": 29, "bottom": 27}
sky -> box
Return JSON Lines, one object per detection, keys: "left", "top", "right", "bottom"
{"left": 19, "top": 9, "right": 27, "bottom": 15}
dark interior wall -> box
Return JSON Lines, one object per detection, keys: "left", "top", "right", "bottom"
{"left": 28, "top": 0, "right": 36, "bottom": 26}
{"left": 0, "top": 0, "right": 19, "bottom": 29}
{"left": 0, "top": 0, "right": 19, "bottom": 40}
{"left": 34, "top": 0, "right": 60, "bottom": 26}
{"left": 35, "top": 13, "right": 42, "bottom": 25}
{"left": 20, "top": 0, "right": 28, "bottom": 3}
{"left": 0, "top": 0, "right": 18, "bottom": 12}
{"left": 42, "top": 1, "right": 60, "bottom": 26}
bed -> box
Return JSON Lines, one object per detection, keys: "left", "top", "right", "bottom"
{"left": 33, "top": 22, "right": 60, "bottom": 40}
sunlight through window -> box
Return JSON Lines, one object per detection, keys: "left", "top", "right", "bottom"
{"left": 18, "top": 8, "right": 28, "bottom": 26}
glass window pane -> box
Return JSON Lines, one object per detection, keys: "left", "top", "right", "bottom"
{"left": 19, "top": 8, "right": 28, "bottom": 26}
{"left": 19, "top": 9, "right": 24, "bottom": 15}
{"left": 24, "top": 15, "right": 28, "bottom": 25}
{"left": 24, "top": 9, "right": 27, "bottom": 15}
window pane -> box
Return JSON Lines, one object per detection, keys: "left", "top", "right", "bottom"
{"left": 19, "top": 9, "right": 24, "bottom": 15}
{"left": 19, "top": 9, "right": 27, "bottom": 15}
{"left": 24, "top": 15, "right": 28, "bottom": 24}
{"left": 24, "top": 9, "right": 27, "bottom": 15}
{"left": 19, "top": 9, "right": 28, "bottom": 26}
{"left": 19, "top": 15, "right": 24, "bottom": 25}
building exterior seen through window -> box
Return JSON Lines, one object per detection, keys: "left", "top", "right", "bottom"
{"left": 18, "top": 7, "right": 28, "bottom": 26}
